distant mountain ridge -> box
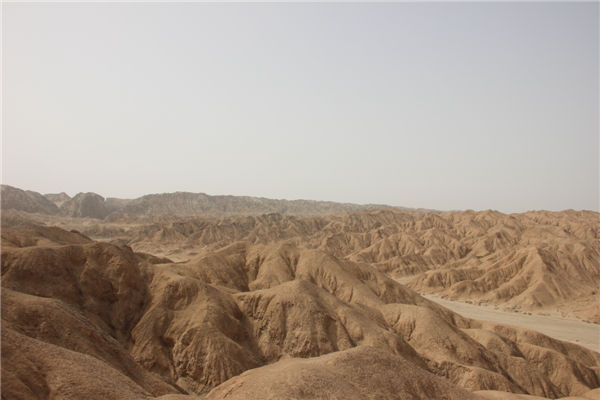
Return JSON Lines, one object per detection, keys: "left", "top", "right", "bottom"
{"left": 1, "top": 185, "right": 60, "bottom": 215}
{"left": 0, "top": 185, "right": 397, "bottom": 219}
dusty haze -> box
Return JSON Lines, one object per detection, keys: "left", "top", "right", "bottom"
{"left": 3, "top": 2, "right": 598, "bottom": 212}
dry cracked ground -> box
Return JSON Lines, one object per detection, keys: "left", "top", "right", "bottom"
{"left": 1, "top": 191, "right": 599, "bottom": 400}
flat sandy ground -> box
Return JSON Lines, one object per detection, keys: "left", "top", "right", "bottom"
{"left": 422, "top": 294, "right": 599, "bottom": 352}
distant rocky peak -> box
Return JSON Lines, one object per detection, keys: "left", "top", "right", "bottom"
{"left": 60, "top": 192, "right": 108, "bottom": 219}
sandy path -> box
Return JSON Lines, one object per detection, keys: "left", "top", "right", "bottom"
{"left": 422, "top": 294, "right": 599, "bottom": 352}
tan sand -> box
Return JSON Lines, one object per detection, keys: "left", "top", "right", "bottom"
{"left": 422, "top": 293, "right": 599, "bottom": 352}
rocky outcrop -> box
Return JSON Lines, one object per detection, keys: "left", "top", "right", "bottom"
{"left": 1, "top": 185, "right": 59, "bottom": 215}
{"left": 2, "top": 226, "right": 599, "bottom": 399}
{"left": 2, "top": 185, "right": 396, "bottom": 219}
{"left": 44, "top": 192, "right": 71, "bottom": 207}
{"left": 60, "top": 192, "right": 110, "bottom": 219}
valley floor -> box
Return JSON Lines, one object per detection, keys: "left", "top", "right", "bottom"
{"left": 421, "top": 293, "right": 599, "bottom": 352}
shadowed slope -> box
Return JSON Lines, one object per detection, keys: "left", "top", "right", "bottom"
{"left": 2, "top": 327, "right": 152, "bottom": 400}
{"left": 2, "top": 289, "right": 177, "bottom": 398}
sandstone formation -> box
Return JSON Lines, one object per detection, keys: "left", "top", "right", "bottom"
{"left": 115, "top": 191, "right": 393, "bottom": 217}
{"left": 2, "top": 225, "right": 599, "bottom": 399}
{"left": 1, "top": 185, "right": 59, "bottom": 215}
{"left": 44, "top": 192, "right": 71, "bottom": 207}
{"left": 59, "top": 192, "right": 111, "bottom": 219}
{"left": 1, "top": 185, "right": 395, "bottom": 219}
{"left": 50, "top": 208, "right": 598, "bottom": 321}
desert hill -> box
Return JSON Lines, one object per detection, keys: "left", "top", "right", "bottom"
{"left": 0, "top": 185, "right": 396, "bottom": 218}
{"left": 21, "top": 207, "right": 595, "bottom": 322}
{"left": 117, "top": 191, "right": 395, "bottom": 218}
{"left": 2, "top": 225, "right": 599, "bottom": 399}
{"left": 43, "top": 192, "right": 71, "bottom": 207}
{"left": 59, "top": 192, "right": 112, "bottom": 219}
{"left": 1, "top": 185, "right": 60, "bottom": 215}
{"left": 2, "top": 207, "right": 598, "bottom": 322}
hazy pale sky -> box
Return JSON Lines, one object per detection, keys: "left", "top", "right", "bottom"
{"left": 3, "top": 2, "right": 598, "bottom": 212}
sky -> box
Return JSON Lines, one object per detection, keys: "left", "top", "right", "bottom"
{"left": 2, "top": 2, "right": 598, "bottom": 213}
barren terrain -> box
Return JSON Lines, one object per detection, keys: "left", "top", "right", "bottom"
{"left": 4, "top": 191, "right": 597, "bottom": 321}
{"left": 420, "top": 294, "right": 598, "bottom": 352}
{"left": 1, "top": 186, "right": 599, "bottom": 399}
